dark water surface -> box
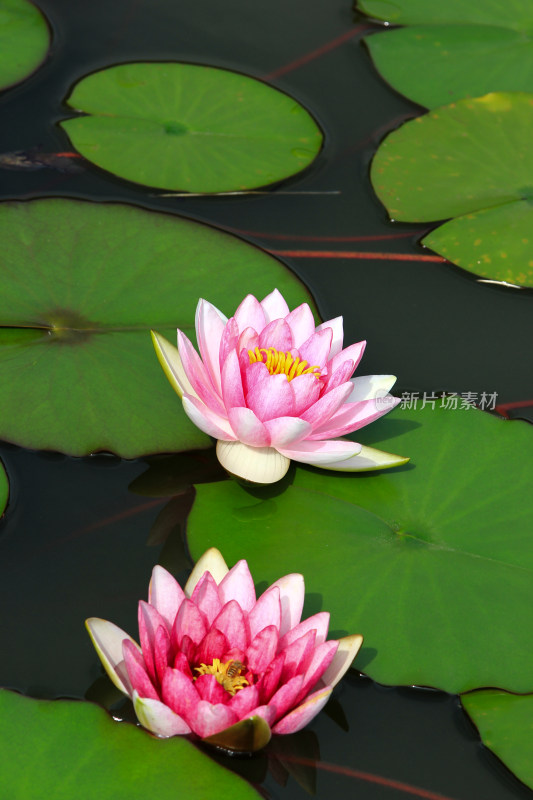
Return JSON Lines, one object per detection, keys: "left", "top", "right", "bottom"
{"left": 1, "top": 0, "right": 533, "bottom": 797}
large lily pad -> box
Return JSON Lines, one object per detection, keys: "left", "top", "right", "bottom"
{"left": 0, "top": 0, "right": 50, "bottom": 91}
{"left": 371, "top": 92, "right": 533, "bottom": 287}
{"left": 0, "top": 457, "right": 8, "bottom": 517}
{"left": 0, "top": 690, "right": 260, "bottom": 799}
{"left": 462, "top": 690, "right": 533, "bottom": 792}
{"left": 0, "top": 198, "right": 315, "bottom": 457}
{"left": 188, "top": 405, "right": 533, "bottom": 694}
{"left": 359, "top": 0, "right": 533, "bottom": 109}
{"left": 61, "top": 62, "right": 322, "bottom": 193}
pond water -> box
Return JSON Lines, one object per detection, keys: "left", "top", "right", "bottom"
{"left": 1, "top": 0, "right": 533, "bottom": 797}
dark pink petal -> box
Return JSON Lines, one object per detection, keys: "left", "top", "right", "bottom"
{"left": 309, "top": 396, "right": 401, "bottom": 440}
{"left": 172, "top": 598, "right": 207, "bottom": 650}
{"left": 322, "top": 359, "right": 355, "bottom": 394}
{"left": 229, "top": 685, "right": 260, "bottom": 718}
{"left": 234, "top": 294, "right": 266, "bottom": 334}
{"left": 261, "top": 289, "right": 290, "bottom": 323}
{"left": 264, "top": 417, "right": 311, "bottom": 448}
{"left": 281, "top": 630, "right": 316, "bottom": 683}
{"left": 269, "top": 674, "right": 305, "bottom": 721}
{"left": 246, "top": 373, "right": 296, "bottom": 422}
{"left": 195, "top": 673, "right": 230, "bottom": 704}
{"left": 269, "top": 573, "right": 305, "bottom": 637}
{"left": 278, "top": 438, "right": 360, "bottom": 466}
{"left": 237, "top": 326, "right": 259, "bottom": 354}
{"left": 279, "top": 612, "right": 330, "bottom": 651}
{"left": 138, "top": 601, "right": 169, "bottom": 684}
{"left": 194, "top": 628, "right": 228, "bottom": 667}
{"left": 246, "top": 625, "right": 279, "bottom": 674}
{"left": 285, "top": 304, "right": 315, "bottom": 348}
{"left": 290, "top": 373, "right": 322, "bottom": 415}
{"left": 182, "top": 395, "right": 235, "bottom": 440}
{"left": 228, "top": 407, "right": 270, "bottom": 447}
{"left": 221, "top": 348, "right": 246, "bottom": 410}
{"left": 316, "top": 317, "right": 343, "bottom": 359}
{"left": 173, "top": 650, "right": 193, "bottom": 678}
{"left": 257, "top": 652, "right": 285, "bottom": 704}
{"left": 213, "top": 600, "right": 250, "bottom": 652}
{"left": 301, "top": 382, "right": 353, "bottom": 429}
{"left": 272, "top": 686, "right": 332, "bottom": 734}
{"left": 161, "top": 666, "right": 200, "bottom": 723}
{"left": 248, "top": 585, "right": 281, "bottom": 639}
{"left": 193, "top": 701, "right": 239, "bottom": 739}
{"left": 298, "top": 328, "right": 332, "bottom": 371}
{"left": 299, "top": 640, "right": 339, "bottom": 698}
{"left": 190, "top": 572, "right": 222, "bottom": 627}
{"left": 218, "top": 560, "right": 256, "bottom": 613}
{"left": 177, "top": 330, "right": 225, "bottom": 414}
{"left": 195, "top": 298, "right": 228, "bottom": 395}
{"left": 123, "top": 640, "right": 159, "bottom": 700}
{"left": 148, "top": 566, "right": 185, "bottom": 629}
{"left": 258, "top": 319, "right": 293, "bottom": 351}
{"left": 327, "top": 341, "right": 366, "bottom": 378}
{"left": 219, "top": 317, "right": 239, "bottom": 366}
{"left": 154, "top": 624, "right": 172, "bottom": 686}
{"left": 179, "top": 634, "right": 196, "bottom": 663}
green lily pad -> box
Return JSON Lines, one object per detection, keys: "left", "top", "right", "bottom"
{"left": 359, "top": 0, "right": 533, "bottom": 109}
{"left": 0, "top": 0, "right": 50, "bottom": 91}
{"left": 61, "top": 62, "right": 322, "bottom": 193}
{"left": 188, "top": 405, "right": 533, "bottom": 694}
{"left": 0, "top": 690, "right": 260, "bottom": 800}
{"left": 0, "top": 457, "right": 8, "bottom": 517}
{"left": 0, "top": 198, "right": 315, "bottom": 457}
{"left": 371, "top": 92, "right": 533, "bottom": 287}
{"left": 462, "top": 690, "right": 533, "bottom": 792}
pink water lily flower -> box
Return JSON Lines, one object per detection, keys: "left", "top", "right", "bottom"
{"left": 86, "top": 548, "right": 362, "bottom": 752}
{"left": 152, "top": 289, "right": 407, "bottom": 483}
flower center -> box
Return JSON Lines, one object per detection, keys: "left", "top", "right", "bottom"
{"left": 248, "top": 347, "right": 321, "bottom": 381}
{"left": 194, "top": 658, "right": 249, "bottom": 696}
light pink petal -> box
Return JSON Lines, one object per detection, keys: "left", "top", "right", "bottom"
{"left": 270, "top": 674, "right": 304, "bottom": 720}
{"left": 195, "top": 628, "right": 229, "bottom": 667}
{"left": 244, "top": 704, "right": 277, "bottom": 727}
{"left": 285, "top": 304, "right": 315, "bottom": 348}
{"left": 182, "top": 395, "right": 235, "bottom": 440}
{"left": 154, "top": 624, "right": 172, "bottom": 686}
{"left": 278, "top": 438, "right": 361, "bottom": 466}
{"left": 85, "top": 618, "right": 138, "bottom": 696}
{"left": 298, "top": 328, "right": 333, "bottom": 371}
{"left": 310, "top": 397, "right": 400, "bottom": 440}
{"left": 221, "top": 348, "right": 246, "bottom": 410}
{"left": 241, "top": 358, "right": 269, "bottom": 394}
{"left": 195, "top": 673, "right": 230, "bottom": 704}
{"left": 190, "top": 572, "right": 222, "bottom": 626}
{"left": 264, "top": 417, "right": 312, "bottom": 448}
{"left": 347, "top": 374, "right": 396, "bottom": 403}
{"left": 177, "top": 331, "right": 225, "bottom": 415}
{"left": 257, "top": 652, "right": 285, "bottom": 703}
{"left": 161, "top": 666, "right": 200, "bottom": 723}
{"left": 281, "top": 630, "right": 316, "bottom": 683}
{"left": 195, "top": 299, "right": 228, "bottom": 395}
{"left": 248, "top": 585, "right": 281, "bottom": 639}
{"left": 229, "top": 685, "right": 260, "bottom": 717}
{"left": 246, "top": 373, "right": 296, "bottom": 422}
{"left": 218, "top": 560, "right": 256, "bottom": 613}
{"left": 300, "top": 640, "right": 339, "bottom": 697}
{"left": 133, "top": 691, "right": 191, "bottom": 736}
{"left": 172, "top": 598, "right": 207, "bottom": 650}
{"left": 279, "top": 612, "right": 330, "bottom": 652}
{"left": 138, "top": 600, "right": 169, "bottom": 684}
{"left": 123, "top": 640, "right": 158, "bottom": 700}
{"left": 258, "top": 319, "right": 293, "bottom": 351}
{"left": 301, "top": 382, "right": 353, "bottom": 429}
{"left": 148, "top": 566, "right": 185, "bottom": 629}
{"left": 272, "top": 686, "right": 332, "bottom": 734}
{"left": 321, "top": 634, "right": 363, "bottom": 688}
{"left": 237, "top": 326, "right": 259, "bottom": 354}
{"left": 323, "top": 359, "right": 355, "bottom": 394}
{"left": 261, "top": 288, "right": 290, "bottom": 322}
{"left": 269, "top": 573, "right": 305, "bottom": 637}
{"left": 290, "top": 373, "right": 322, "bottom": 416}
{"left": 219, "top": 317, "right": 240, "bottom": 366}
{"left": 246, "top": 625, "right": 279, "bottom": 674}
{"left": 234, "top": 294, "right": 266, "bottom": 334}
{"left": 228, "top": 406, "right": 270, "bottom": 447}
{"left": 327, "top": 341, "right": 366, "bottom": 379}
{"left": 316, "top": 317, "right": 343, "bottom": 359}
{"left": 194, "top": 701, "right": 239, "bottom": 739}
{"left": 213, "top": 600, "right": 250, "bottom": 651}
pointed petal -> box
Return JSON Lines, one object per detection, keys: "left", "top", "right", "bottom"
{"left": 85, "top": 618, "right": 139, "bottom": 696}
{"left": 138, "top": 600, "right": 169, "bottom": 683}
{"left": 270, "top": 674, "right": 305, "bottom": 720}
{"left": 151, "top": 331, "right": 197, "bottom": 400}
{"left": 190, "top": 572, "right": 222, "bottom": 625}
{"left": 279, "top": 612, "right": 330, "bottom": 651}
{"left": 216, "top": 440, "right": 290, "bottom": 484}
{"left": 327, "top": 341, "right": 366, "bottom": 379}
{"left": 133, "top": 690, "right": 191, "bottom": 736}
{"left": 195, "top": 628, "right": 229, "bottom": 667}
{"left": 285, "top": 304, "right": 315, "bottom": 348}
{"left": 264, "top": 416, "right": 312, "bottom": 448}
{"left": 269, "top": 573, "right": 305, "bottom": 637}
{"left": 212, "top": 600, "right": 249, "bottom": 651}
{"left": 298, "top": 328, "right": 333, "bottom": 371}
{"left": 249, "top": 585, "right": 281, "bottom": 639}
{"left": 278, "top": 438, "right": 361, "bottom": 466}
{"left": 322, "top": 359, "right": 355, "bottom": 394}
{"left": 237, "top": 326, "right": 259, "bottom": 354}
{"left": 280, "top": 630, "right": 316, "bottom": 683}
{"left": 290, "top": 373, "right": 322, "bottom": 415}
{"left": 194, "top": 702, "right": 239, "bottom": 738}
{"left": 182, "top": 395, "right": 235, "bottom": 440}
{"left": 195, "top": 673, "right": 229, "bottom": 704}
{"left": 246, "top": 625, "right": 279, "bottom": 673}
{"left": 229, "top": 685, "right": 260, "bottom": 717}
{"left": 123, "top": 640, "right": 158, "bottom": 700}
{"left": 260, "top": 288, "right": 290, "bottom": 322}
{"left": 184, "top": 548, "right": 229, "bottom": 596}
{"left": 322, "top": 634, "right": 363, "bottom": 687}
{"left": 347, "top": 374, "right": 397, "bottom": 403}
{"left": 161, "top": 666, "right": 200, "bottom": 722}
{"left": 247, "top": 373, "right": 296, "bottom": 421}
{"left": 258, "top": 319, "right": 293, "bottom": 351}
{"left": 221, "top": 348, "right": 245, "bottom": 410}
{"left": 218, "top": 559, "right": 256, "bottom": 613}
{"left": 310, "top": 396, "right": 400, "bottom": 440}
{"left": 272, "top": 686, "right": 332, "bottom": 734}
{"left": 301, "top": 382, "right": 353, "bottom": 429}
{"left": 316, "top": 316, "right": 343, "bottom": 358}
{"left": 318, "top": 445, "right": 409, "bottom": 471}
{"left": 234, "top": 294, "right": 266, "bottom": 334}
{"left": 148, "top": 565, "right": 185, "bottom": 629}
{"left": 300, "top": 640, "right": 338, "bottom": 696}
{"left": 172, "top": 598, "right": 207, "bottom": 649}
{"left": 219, "top": 317, "right": 239, "bottom": 366}
{"left": 228, "top": 407, "right": 270, "bottom": 447}
{"left": 154, "top": 625, "right": 172, "bottom": 686}
{"left": 195, "top": 298, "right": 227, "bottom": 394}
{"left": 177, "top": 331, "right": 225, "bottom": 415}
{"left": 257, "top": 652, "right": 285, "bottom": 703}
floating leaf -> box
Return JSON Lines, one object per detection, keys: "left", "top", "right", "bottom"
{"left": 0, "top": 0, "right": 50, "bottom": 91}
{"left": 462, "top": 689, "right": 533, "bottom": 792}
{"left": 371, "top": 92, "right": 533, "bottom": 287}
{"left": 188, "top": 405, "right": 533, "bottom": 694}
{"left": 0, "top": 198, "right": 315, "bottom": 456}
{"left": 0, "top": 457, "right": 8, "bottom": 517}
{"left": 359, "top": 0, "right": 533, "bottom": 109}
{"left": 0, "top": 690, "right": 260, "bottom": 800}
{"left": 61, "top": 62, "right": 322, "bottom": 193}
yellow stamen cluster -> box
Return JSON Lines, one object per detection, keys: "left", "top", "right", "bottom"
{"left": 248, "top": 346, "right": 321, "bottom": 381}
{"left": 194, "top": 658, "right": 249, "bottom": 696}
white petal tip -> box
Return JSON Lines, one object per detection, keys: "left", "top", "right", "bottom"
{"left": 184, "top": 547, "right": 229, "bottom": 595}
{"left": 216, "top": 440, "right": 290, "bottom": 485}
{"left": 323, "top": 633, "right": 364, "bottom": 688}
{"left": 151, "top": 329, "right": 197, "bottom": 399}
{"left": 323, "top": 445, "right": 409, "bottom": 472}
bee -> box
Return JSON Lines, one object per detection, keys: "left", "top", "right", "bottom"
{"left": 226, "top": 660, "right": 244, "bottom": 678}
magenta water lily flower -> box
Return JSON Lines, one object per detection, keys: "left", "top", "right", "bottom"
{"left": 152, "top": 289, "right": 407, "bottom": 483}
{"left": 86, "top": 548, "right": 362, "bottom": 752}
